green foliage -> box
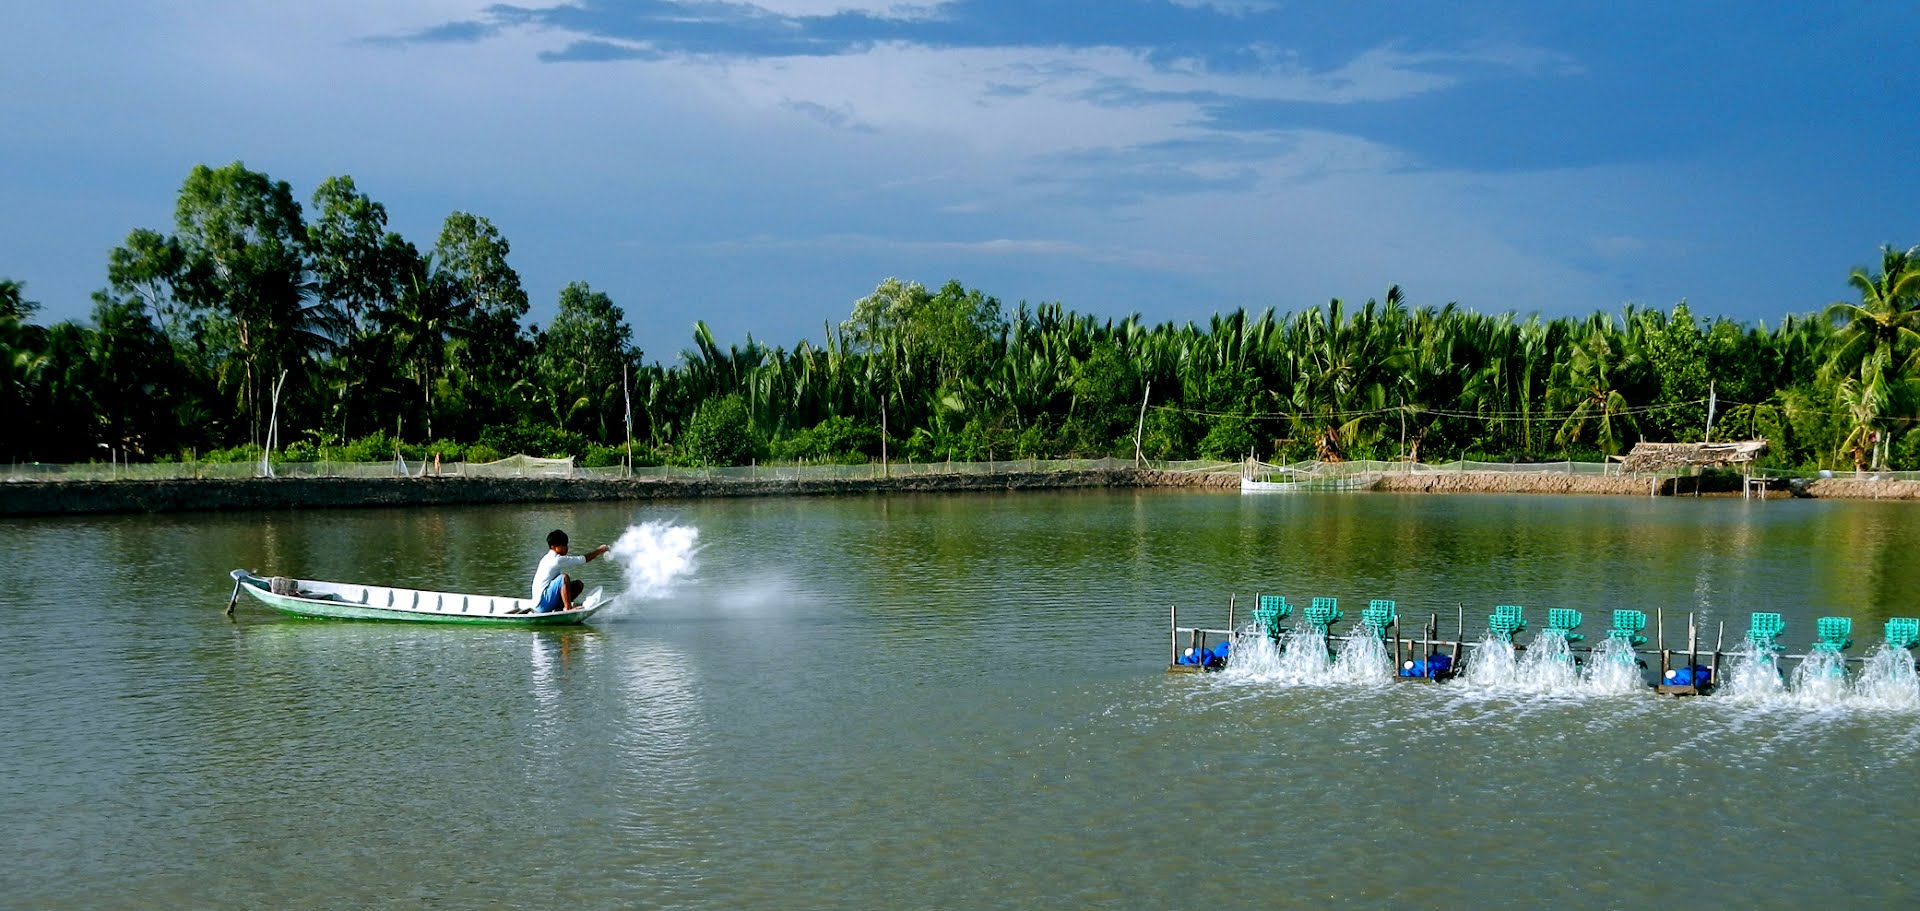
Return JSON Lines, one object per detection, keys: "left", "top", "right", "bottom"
{"left": 7, "top": 161, "right": 1918, "bottom": 476}
{"left": 477, "top": 424, "right": 589, "bottom": 460}
{"left": 0, "top": 278, "right": 38, "bottom": 320}
{"left": 534, "top": 281, "right": 639, "bottom": 442}
{"left": 770, "top": 415, "right": 877, "bottom": 463}
{"left": 465, "top": 443, "right": 504, "bottom": 464}
{"left": 581, "top": 444, "right": 625, "bottom": 468}
{"left": 1140, "top": 409, "right": 1198, "bottom": 460}
{"left": 683, "top": 394, "right": 757, "bottom": 466}
{"left": 202, "top": 443, "right": 264, "bottom": 463}
{"left": 332, "top": 430, "right": 403, "bottom": 462}
{"left": 1643, "top": 302, "right": 1710, "bottom": 440}
{"left": 1197, "top": 414, "right": 1256, "bottom": 460}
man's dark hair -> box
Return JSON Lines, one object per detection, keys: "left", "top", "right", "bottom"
{"left": 547, "top": 529, "right": 569, "bottom": 549}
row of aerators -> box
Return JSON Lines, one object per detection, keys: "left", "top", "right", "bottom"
{"left": 1167, "top": 595, "right": 1920, "bottom": 695}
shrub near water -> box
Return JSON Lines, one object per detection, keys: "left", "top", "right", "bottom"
{"left": 770, "top": 415, "right": 877, "bottom": 464}
{"left": 683, "top": 395, "right": 758, "bottom": 466}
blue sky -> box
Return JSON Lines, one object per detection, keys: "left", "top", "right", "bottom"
{"left": 1, "top": 1, "right": 1911, "bottom": 359}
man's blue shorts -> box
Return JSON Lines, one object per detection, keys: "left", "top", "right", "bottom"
{"left": 536, "top": 575, "right": 567, "bottom": 613}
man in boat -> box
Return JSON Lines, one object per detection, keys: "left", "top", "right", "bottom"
{"left": 527, "top": 529, "right": 610, "bottom": 613}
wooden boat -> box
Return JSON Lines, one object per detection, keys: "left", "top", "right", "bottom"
{"left": 228, "top": 569, "right": 610, "bottom": 625}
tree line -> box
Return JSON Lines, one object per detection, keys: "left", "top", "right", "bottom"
{"left": 4, "top": 161, "right": 1917, "bottom": 471}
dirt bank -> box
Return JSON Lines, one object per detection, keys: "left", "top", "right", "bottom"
{"left": 6, "top": 467, "right": 1917, "bottom": 518}
{"left": 0, "top": 469, "right": 1142, "bottom": 518}
{"left": 1802, "top": 478, "right": 1920, "bottom": 500}
{"left": 1371, "top": 471, "right": 1670, "bottom": 496}
{"left": 1135, "top": 469, "right": 1242, "bottom": 490}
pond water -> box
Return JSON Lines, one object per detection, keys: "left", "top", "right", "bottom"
{"left": 4, "top": 490, "right": 1917, "bottom": 909}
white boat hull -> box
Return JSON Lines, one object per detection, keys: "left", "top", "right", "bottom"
{"left": 229, "top": 570, "right": 610, "bottom": 625}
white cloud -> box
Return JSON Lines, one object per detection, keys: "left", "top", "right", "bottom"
{"left": 1167, "top": 0, "right": 1281, "bottom": 14}
{"left": 730, "top": 0, "right": 954, "bottom": 19}
{"left": 687, "top": 233, "right": 1217, "bottom": 272}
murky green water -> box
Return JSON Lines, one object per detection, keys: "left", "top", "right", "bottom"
{"left": 4, "top": 490, "right": 1918, "bottom": 909}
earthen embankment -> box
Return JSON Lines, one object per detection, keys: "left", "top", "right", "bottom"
{"left": 0, "top": 469, "right": 1142, "bottom": 517}
{"left": 5, "top": 466, "right": 1917, "bottom": 517}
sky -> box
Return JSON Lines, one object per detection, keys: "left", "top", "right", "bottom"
{"left": 1, "top": 1, "right": 1912, "bottom": 360}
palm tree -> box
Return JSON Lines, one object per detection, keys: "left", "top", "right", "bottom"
{"left": 1823, "top": 245, "right": 1920, "bottom": 465}
{"left": 1548, "top": 315, "right": 1646, "bottom": 456}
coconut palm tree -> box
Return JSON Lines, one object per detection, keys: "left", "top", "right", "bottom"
{"left": 1548, "top": 315, "right": 1646, "bottom": 456}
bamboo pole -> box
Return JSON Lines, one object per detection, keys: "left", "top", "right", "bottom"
{"left": 1657, "top": 603, "right": 1668, "bottom": 680}
{"left": 1133, "top": 380, "right": 1151, "bottom": 467}
{"left": 1169, "top": 604, "right": 1178, "bottom": 665}
{"left": 1713, "top": 620, "right": 1724, "bottom": 685}
{"left": 1453, "top": 603, "right": 1465, "bottom": 663}
{"left": 1688, "top": 612, "right": 1699, "bottom": 682}
{"left": 1392, "top": 617, "right": 1402, "bottom": 670}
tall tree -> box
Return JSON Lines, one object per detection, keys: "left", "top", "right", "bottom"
{"left": 1642, "top": 302, "right": 1710, "bottom": 441}
{"left": 307, "top": 176, "right": 412, "bottom": 438}
{"left": 535, "top": 281, "right": 640, "bottom": 442}
{"left": 171, "top": 162, "right": 333, "bottom": 443}
{"left": 1548, "top": 315, "right": 1646, "bottom": 455}
{"left": 1823, "top": 245, "right": 1920, "bottom": 465}
{"left": 0, "top": 278, "right": 36, "bottom": 321}
{"left": 434, "top": 212, "right": 530, "bottom": 432}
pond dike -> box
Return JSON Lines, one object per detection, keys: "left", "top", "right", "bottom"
{"left": 0, "top": 468, "right": 1151, "bottom": 517}
{"left": 1374, "top": 470, "right": 1920, "bottom": 499}
{"left": 4, "top": 467, "right": 1915, "bottom": 517}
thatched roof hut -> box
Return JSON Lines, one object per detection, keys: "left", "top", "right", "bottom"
{"left": 1614, "top": 440, "right": 1767, "bottom": 473}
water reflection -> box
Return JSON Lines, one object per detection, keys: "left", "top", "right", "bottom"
{"left": 7, "top": 491, "right": 1920, "bottom": 909}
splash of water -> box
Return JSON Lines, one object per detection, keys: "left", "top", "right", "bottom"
{"left": 1461, "top": 635, "right": 1518, "bottom": 686}
{"left": 1789, "top": 650, "right": 1849, "bottom": 702}
{"left": 1718, "top": 643, "right": 1786, "bottom": 700}
{"left": 1581, "top": 637, "right": 1645, "bottom": 693}
{"left": 1223, "top": 627, "right": 1344, "bottom": 684}
{"left": 1514, "top": 629, "right": 1581, "bottom": 691}
{"left": 1224, "top": 626, "right": 1283, "bottom": 676}
{"left": 1855, "top": 644, "right": 1920, "bottom": 707}
{"left": 608, "top": 521, "right": 700, "bottom": 603}
{"left": 1332, "top": 632, "right": 1393, "bottom": 683}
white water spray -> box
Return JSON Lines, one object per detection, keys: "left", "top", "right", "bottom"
{"left": 1718, "top": 643, "right": 1786, "bottom": 700}
{"left": 1514, "top": 629, "right": 1581, "bottom": 691}
{"left": 1461, "top": 635, "right": 1518, "bottom": 687}
{"left": 1581, "top": 637, "right": 1645, "bottom": 693}
{"left": 1855, "top": 644, "right": 1920, "bottom": 707}
{"left": 1788, "top": 649, "right": 1849, "bottom": 701}
{"left": 608, "top": 521, "right": 700, "bottom": 604}
{"left": 1225, "top": 627, "right": 1367, "bottom": 685}
{"left": 1332, "top": 632, "right": 1394, "bottom": 683}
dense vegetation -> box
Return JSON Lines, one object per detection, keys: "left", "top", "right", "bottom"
{"left": 5, "top": 162, "right": 1918, "bottom": 471}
